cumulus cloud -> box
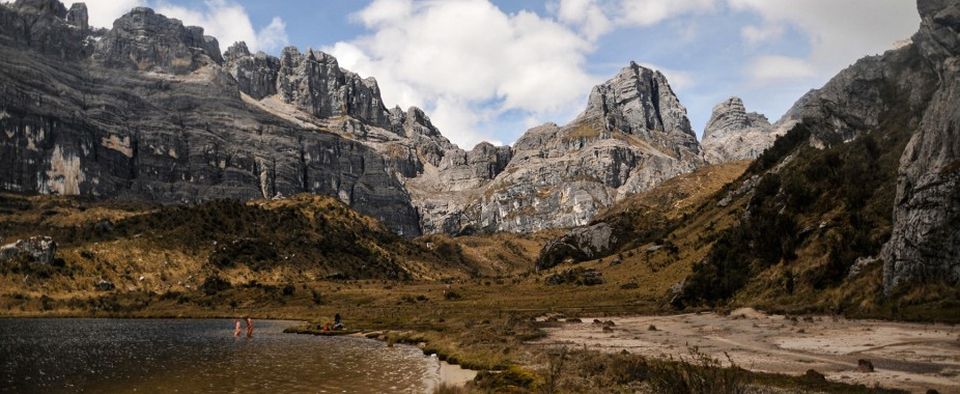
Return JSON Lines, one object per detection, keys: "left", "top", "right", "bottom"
{"left": 66, "top": 0, "right": 145, "bottom": 28}
{"left": 746, "top": 55, "right": 815, "bottom": 83}
{"left": 731, "top": 0, "right": 919, "bottom": 85}
{"left": 616, "top": 0, "right": 716, "bottom": 27}
{"left": 67, "top": 0, "right": 288, "bottom": 53}
{"left": 154, "top": 0, "right": 288, "bottom": 52}
{"left": 329, "top": 0, "right": 598, "bottom": 148}
{"left": 740, "top": 24, "right": 784, "bottom": 45}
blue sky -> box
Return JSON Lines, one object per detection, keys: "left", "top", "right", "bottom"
{"left": 73, "top": 0, "right": 920, "bottom": 148}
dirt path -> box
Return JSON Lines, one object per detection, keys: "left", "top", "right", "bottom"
{"left": 531, "top": 308, "right": 960, "bottom": 393}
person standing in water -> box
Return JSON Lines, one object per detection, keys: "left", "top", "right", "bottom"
{"left": 234, "top": 318, "right": 242, "bottom": 337}
{"left": 245, "top": 317, "right": 254, "bottom": 338}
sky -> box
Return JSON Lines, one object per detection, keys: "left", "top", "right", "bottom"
{"left": 67, "top": 0, "right": 920, "bottom": 149}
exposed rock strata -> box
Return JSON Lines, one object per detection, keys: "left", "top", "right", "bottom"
{"left": 881, "top": 0, "right": 960, "bottom": 291}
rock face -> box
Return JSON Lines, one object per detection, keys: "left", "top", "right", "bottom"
{"left": 881, "top": 0, "right": 960, "bottom": 292}
{"left": 94, "top": 7, "right": 223, "bottom": 74}
{"left": 701, "top": 97, "right": 781, "bottom": 163}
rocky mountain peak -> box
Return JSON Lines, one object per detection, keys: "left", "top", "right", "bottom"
{"left": 65, "top": 3, "right": 87, "bottom": 31}
{"left": 94, "top": 6, "right": 223, "bottom": 74}
{"left": 13, "top": 0, "right": 66, "bottom": 18}
{"left": 702, "top": 97, "right": 771, "bottom": 140}
{"left": 582, "top": 62, "right": 695, "bottom": 138}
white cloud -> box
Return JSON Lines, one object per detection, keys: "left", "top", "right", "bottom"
{"left": 68, "top": 0, "right": 288, "bottom": 53}
{"left": 740, "top": 24, "right": 784, "bottom": 45}
{"left": 67, "top": 0, "right": 145, "bottom": 28}
{"left": 639, "top": 63, "right": 695, "bottom": 90}
{"left": 616, "top": 0, "right": 716, "bottom": 27}
{"left": 550, "top": 0, "right": 612, "bottom": 40}
{"left": 746, "top": 55, "right": 815, "bottom": 83}
{"left": 731, "top": 0, "right": 919, "bottom": 84}
{"left": 154, "top": 0, "right": 288, "bottom": 53}
{"left": 330, "top": 0, "right": 598, "bottom": 148}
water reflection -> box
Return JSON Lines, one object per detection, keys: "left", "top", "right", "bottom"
{"left": 0, "top": 318, "right": 437, "bottom": 393}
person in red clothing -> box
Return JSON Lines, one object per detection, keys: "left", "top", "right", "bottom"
{"left": 245, "top": 317, "right": 254, "bottom": 338}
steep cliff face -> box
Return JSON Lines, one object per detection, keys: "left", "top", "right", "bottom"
{"left": 882, "top": 0, "right": 960, "bottom": 292}
{"left": 701, "top": 97, "right": 782, "bottom": 164}
{"left": 0, "top": 2, "right": 422, "bottom": 236}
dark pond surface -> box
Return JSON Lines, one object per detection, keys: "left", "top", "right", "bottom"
{"left": 0, "top": 318, "right": 439, "bottom": 393}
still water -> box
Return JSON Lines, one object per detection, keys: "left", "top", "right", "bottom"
{"left": 0, "top": 318, "right": 440, "bottom": 393}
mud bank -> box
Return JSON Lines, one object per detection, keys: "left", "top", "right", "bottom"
{"left": 532, "top": 308, "right": 960, "bottom": 393}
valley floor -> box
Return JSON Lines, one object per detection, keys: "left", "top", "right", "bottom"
{"left": 532, "top": 308, "right": 960, "bottom": 393}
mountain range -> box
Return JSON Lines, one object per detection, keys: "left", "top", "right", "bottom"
{"left": 1, "top": 0, "right": 957, "bottom": 298}
{"left": 0, "top": 0, "right": 784, "bottom": 238}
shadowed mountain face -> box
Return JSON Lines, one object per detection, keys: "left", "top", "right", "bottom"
{"left": 0, "top": 0, "right": 719, "bottom": 237}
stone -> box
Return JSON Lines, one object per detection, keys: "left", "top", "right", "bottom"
{"left": 65, "top": 2, "right": 88, "bottom": 30}
{"left": 95, "top": 278, "right": 115, "bottom": 291}
{"left": 224, "top": 41, "right": 279, "bottom": 100}
{"left": 94, "top": 7, "right": 222, "bottom": 74}
{"left": 881, "top": 0, "right": 960, "bottom": 293}
{"left": 0, "top": 236, "right": 57, "bottom": 265}
{"left": 701, "top": 97, "right": 783, "bottom": 164}
{"left": 856, "top": 359, "right": 875, "bottom": 373}
{"left": 537, "top": 223, "right": 617, "bottom": 271}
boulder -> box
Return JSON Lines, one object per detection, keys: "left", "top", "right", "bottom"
{"left": 537, "top": 223, "right": 616, "bottom": 271}
{"left": 0, "top": 236, "right": 57, "bottom": 265}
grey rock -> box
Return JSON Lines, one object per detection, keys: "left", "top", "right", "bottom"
{"left": 95, "top": 278, "right": 115, "bottom": 291}
{"left": 275, "top": 47, "right": 391, "bottom": 127}
{"left": 582, "top": 61, "right": 700, "bottom": 154}
{"left": 881, "top": 0, "right": 960, "bottom": 292}
{"left": 0, "top": 0, "right": 92, "bottom": 59}
{"left": 702, "top": 97, "right": 782, "bottom": 164}
{"left": 0, "top": 236, "right": 57, "bottom": 265}
{"left": 94, "top": 7, "right": 222, "bottom": 74}
{"left": 65, "top": 2, "right": 87, "bottom": 31}
{"left": 224, "top": 41, "right": 279, "bottom": 100}
{"left": 537, "top": 223, "right": 616, "bottom": 271}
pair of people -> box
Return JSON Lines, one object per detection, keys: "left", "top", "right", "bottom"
{"left": 322, "top": 313, "right": 344, "bottom": 331}
{"left": 234, "top": 317, "right": 254, "bottom": 338}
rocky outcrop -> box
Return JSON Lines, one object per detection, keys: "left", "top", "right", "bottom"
{"left": 881, "top": 0, "right": 960, "bottom": 292}
{"left": 94, "top": 7, "right": 222, "bottom": 74}
{"left": 0, "top": 0, "right": 93, "bottom": 60}
{"left": 275, "top": 47, "right": 392, "bottom": 127}
{"left": 582, "top": 61, "right": 699, "bottom": 154}
{"left": 65, "top": 2, "right": 87, "bottom": 31}
{"left": 224, "top": 41, "right": 279, "bottom": 100}
{"left": 0, "top": 236, "right": 57, "bottom": 264}
{"left": 701, "top": 97, "right": 781, "bottom": 163}
{"left": 537, "top": 223, "right": 616, "bottom": 271}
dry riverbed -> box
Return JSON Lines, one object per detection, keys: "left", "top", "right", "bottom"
{"left": 532, "top": 308, "right": 960, "bottom": 393}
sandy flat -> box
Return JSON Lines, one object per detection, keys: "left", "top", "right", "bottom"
{"left": 532, "top": 309, "right": 960, "bottom": 393}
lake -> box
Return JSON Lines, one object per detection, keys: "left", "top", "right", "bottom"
{"left": 0, "top": 318, "right": 443, "bottom": 393}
